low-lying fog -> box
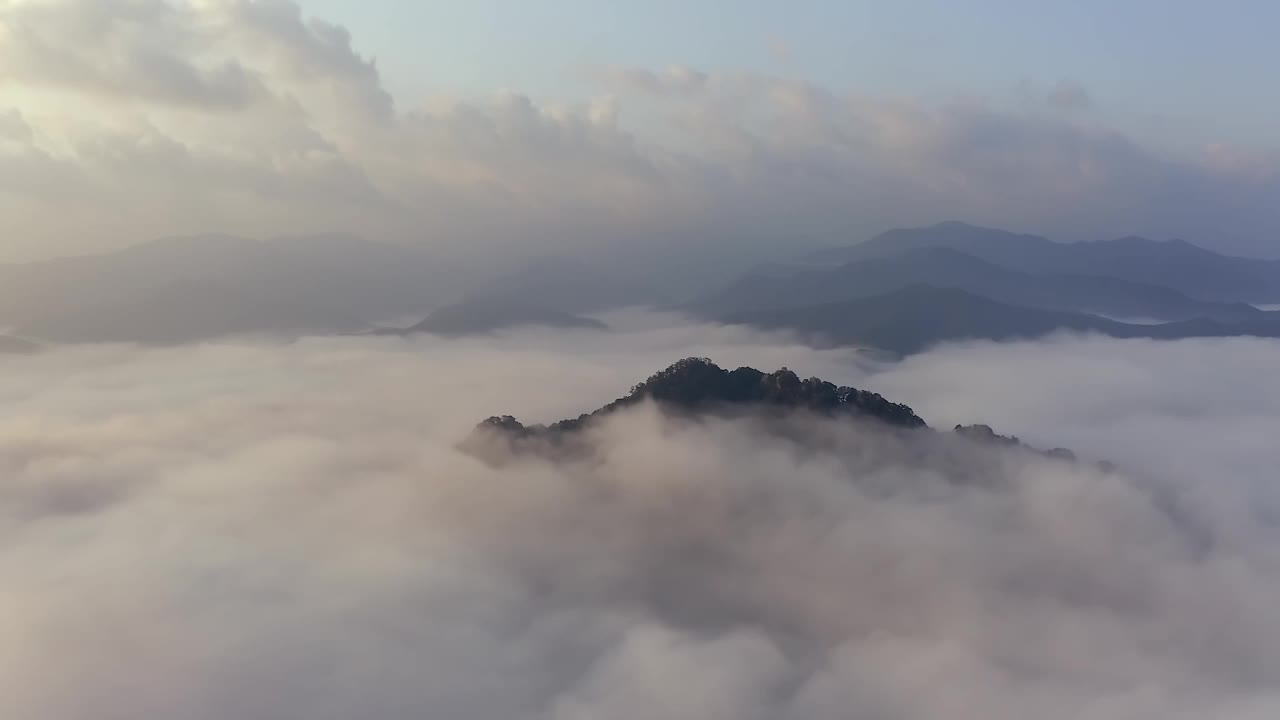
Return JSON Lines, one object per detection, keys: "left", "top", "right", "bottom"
{"left": 3, "top": 315, "right": 1280, "bottom": 719}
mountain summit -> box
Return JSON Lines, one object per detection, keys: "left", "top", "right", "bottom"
{"left": 463, "top": 358, "right": 1097, "bottom": 467}
{"left": 501, "top": 356, "right": 924, "bottom": 429}
{"left": 463, "top": 358, "right": 926, "bottom": 462}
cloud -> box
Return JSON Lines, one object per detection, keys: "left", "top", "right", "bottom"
{"left": 0, "top": 0, "right": 269, "bottom": 110}
{"left": 2, "top": 1, "right": 1280, "bottom": 262}
{"left": 868, "top": 334, "right": 1280, "bottom": 520}
{"left": 215, "top": 0, "right": 393, "bottom": 120}
{"left": 0, "top": 107, "right": 33, "bottom": 142}
{"left": 2, "top": 321, "right": 1280, "bottom": 718}
{"left": 599, "top": 64, "right": 712, "bottom": 98}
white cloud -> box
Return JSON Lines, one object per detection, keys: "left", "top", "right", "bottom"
{"left": 1, "top": 323, "right": 1280, "bottom": 718}
{"left": 1, "top": 1, "right": 1279, "bottom": 262}
{"left": 0, "top": 0, "right": 268, "bottom": 110}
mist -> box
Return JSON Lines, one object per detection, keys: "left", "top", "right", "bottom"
{"left": 4, "top": 322, "right": 1280, "bottom": 719}
{"left": 5, "top": 2, "right": 1280, "bottom": 715}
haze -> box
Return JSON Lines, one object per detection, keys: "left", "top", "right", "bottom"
{"left": 4, "top": 2, "right": 1280, "bottom": 718}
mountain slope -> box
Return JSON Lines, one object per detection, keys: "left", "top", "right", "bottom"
{"left": 0, "top": 335, "right": 40, "bottom": 354}
{"left": 807, "top": 222, "right": 1280, "bottom": 303}
{"left": 462, "top": 358, "right": 1084, "bottom": 466}
{"left": 542, "top": 356, "right": 928, "bottom": 431}
{"left": 809, "top": 221, "right": 1052, "bottom": 265}
{"left": 463, "top": 357, "right": 927, "bottom": 462}
{"left": 691, "top": 246, "right": 1262, "bottom": 323}
{"left": 390, "top": 298, "right": 607, "bottom": 337}
{"left": 463, "top": 256, "right": 659, "bottom": 314}
{"left": 728, "top": 285, "right": 1280, "bottom": 355}
{"left": 0, "top": 234, "right": 452, "bottom": 343}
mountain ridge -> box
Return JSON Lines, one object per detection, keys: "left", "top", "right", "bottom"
{"left": 462, "top": 358, "right": 1085, "bottom": 465}
{"left": 691, "top": 245, "right": 1262, "bottom": 323}
{"left": 376, "top": 297, "right": 608, "bottom": 337}
{"left": 726, "top": 285, "right": 1280, "bottom": 355}
{"left": 806, "top": 221, "right": 1280, "bottom": 303}
{"left": 0, "top": 233, "right": 453, "bottom": 343}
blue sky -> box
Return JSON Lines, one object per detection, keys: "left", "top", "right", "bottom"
{"left": 304, "top": 0, "right": 1278, "bottom": 151}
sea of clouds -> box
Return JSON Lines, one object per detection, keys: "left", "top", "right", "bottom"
{"left": 3, "top": 316, "right": 1280, "bottom": 719}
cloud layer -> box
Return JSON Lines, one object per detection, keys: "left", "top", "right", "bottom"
{"left": 3, "top": 321, "right": 1280, "bottom": 719}
{"left": 2, "top": 0, "right": 1280, "bottom": 262}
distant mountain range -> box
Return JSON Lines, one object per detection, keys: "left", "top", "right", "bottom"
{"left": 728, "top": 285, "right": 1280, "bottom": 355}
{"left": 0, "top": 234, "right": 658, "bottom": 344}
{"left": 0, "top": 234, "right": 452, "bottom": 343}
{"left": 691, "top": 245, "right": 1262, "bottom": 324}
{"left": 807, "top": 221, "right": 1280, "bottom": 304}
{"left": 687, "top": 221, "right": 1280, "bottom": 354}
{"left": 461, "top": 256, "right": 657, "bottom": 314}
{"left": 7, "top": 221, "right": 1280, "bottom": 351}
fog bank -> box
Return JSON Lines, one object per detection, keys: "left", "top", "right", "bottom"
{"left": 2, "top": 327, "right": 1280, "bottom": 719}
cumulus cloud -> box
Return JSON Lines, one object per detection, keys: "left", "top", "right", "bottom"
{"left": 2, "top": 1, "right": 1280, "bottom": 261}
{"left": 0, "top": 0, "right": 387, "bottom": 115}
{"left": 0, "top": 0, "right": 266, "bottom": 110}
{"left": 2, "top": 321, "right": 1280, "bottom": 719}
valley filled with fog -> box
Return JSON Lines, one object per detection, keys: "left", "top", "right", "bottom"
{"left": 6, "top": 1, "right": 1280, "bottom": 717}
{"left": 4, "top": 321, "right": 1280, "bottom": 719}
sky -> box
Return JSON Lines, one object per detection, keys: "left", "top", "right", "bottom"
{"left": 305, "top": 0, "right": 1280, "bottom": 149}
{"left": 2, "top": 0, "right": 1280, "bottom": 262}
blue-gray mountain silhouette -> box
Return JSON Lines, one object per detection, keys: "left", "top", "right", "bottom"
{"left": 726, "top": 285, "right": 1280, "bottom": 355}
{"left": 807, "top": 221, "right": 1280, "bottom": 304}
{"left": 0, "top": 233, "right": 452, "bottom": 343}
{"left": 692, "top": 245, "right": 1262, "bottom": 323}
{"left": 385, "top": 297, "right": 607, "bottom": 337}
